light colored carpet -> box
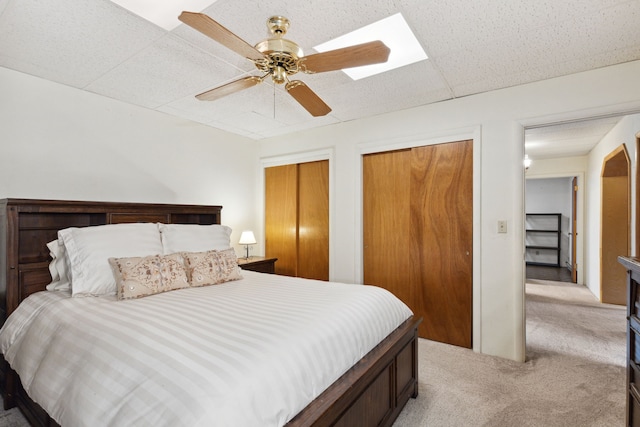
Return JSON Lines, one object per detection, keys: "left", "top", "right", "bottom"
{"left": 0, "top": 407, "right": 28, "bottom": 427}
{"left": 0, "top": 279, "right": 626, "bottom": 426}
{"left": 393, "top": 278, "right": 626, "bottom": 426}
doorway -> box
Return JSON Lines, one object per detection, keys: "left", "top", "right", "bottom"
{"left": 600, "top": 145, "right": 630, "bottom": 305}
{"left": 525, "top": 177, "right": 577, "bottom": 283}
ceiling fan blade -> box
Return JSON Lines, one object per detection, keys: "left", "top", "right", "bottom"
{"left": 178, "top": 11, "right": 265, "bottom": 61}
{"left": 285, "top": 80, "right": 331, "bottom": 117}
{"left": 196, "top": 76, "right": 263, "bottom": 101}
{"left": 300, "top": 40, "right": 390, "bottom": 74}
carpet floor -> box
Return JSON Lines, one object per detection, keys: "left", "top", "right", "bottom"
{"left": 393, "top": 278, "right": 626, "bottom": 426}
{"left": 0, "top": 279, "right": 626, "bottom": 426}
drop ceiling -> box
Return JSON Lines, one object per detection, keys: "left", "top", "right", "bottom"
{"left": 525, "top": 116, "right": 626, "bottom": 160}
{"left": 1, "top": 0, "right": 639, "bottom": 150}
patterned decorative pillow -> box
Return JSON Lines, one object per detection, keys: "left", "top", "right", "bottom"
{"left": 183, "top": 248, "right": 243, "bottom": 287}
{"left": 109, "top": 253, "right": 190, "bottom": 300}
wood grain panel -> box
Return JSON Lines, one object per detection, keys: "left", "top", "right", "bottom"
{"left": 410, "top": 140, "right": 473, "bottom": 347}
{"left": 602, "top": 175, "right": 629, "bottom": 304}
{"left": 265, "top": 164, "right": 299, "bottom": 276}
{"left": 298, "top": 161, "right": 329, "bottom": 280}
{"left": 333, "top": 364, "right": 392, "bottom": 427}
{"left": 363, "top": 150, "right": 412, "bottom": 306}
{"left": 108, "top": 213, "right": 169, "bottom": 224}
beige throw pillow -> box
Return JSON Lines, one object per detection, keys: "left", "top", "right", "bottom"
{"left": 109, "top": 253, "right": 190, "bottom": 300}
{"left": 183, "top": 248, "right": 243, "bottom": 287}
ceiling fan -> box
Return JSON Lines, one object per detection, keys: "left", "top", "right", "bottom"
{"left": 178, "top": 12, "right": 391, "bottom": 117}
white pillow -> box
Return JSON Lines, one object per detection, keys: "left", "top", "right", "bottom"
{"left": 158, "top": 224, "right": 232, "bottom": 254}
{"left": 58, "top": 223, "right": 163, "bottom": 297}
{"left": 46, "top": 239, "right": 71, "bottom": 291}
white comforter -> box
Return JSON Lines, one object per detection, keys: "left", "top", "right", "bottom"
{"left": 0, "top": 271, "right": 412, "bottom": 427}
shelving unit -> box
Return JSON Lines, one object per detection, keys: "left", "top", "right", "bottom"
{"left": 525, "top": 213, "right": 562, "bottom": 267}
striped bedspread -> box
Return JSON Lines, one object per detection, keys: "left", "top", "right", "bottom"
{"left": 0, "top": 271, "right": 412, "bottom": 427}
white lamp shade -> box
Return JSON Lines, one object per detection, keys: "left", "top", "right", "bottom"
{"left": 239, "top": 231, "right": 257, "bottom": 245}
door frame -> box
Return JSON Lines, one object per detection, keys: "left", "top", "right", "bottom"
{"left": 571, "top": 176, "right": 578, "bottom": 283}
{"left": 355, "top": 127, "right": 482, "bottom": 353}
{"left": 636, "top": 133, "right": 640, "bottom": 257}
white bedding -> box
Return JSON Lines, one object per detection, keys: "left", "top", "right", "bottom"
{"left": 0, "top": 271, "right": 412, "bottom": 427}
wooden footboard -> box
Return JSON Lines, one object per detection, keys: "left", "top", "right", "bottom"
{"left": 287, "top": 316, "right": 422, "bottom": 427}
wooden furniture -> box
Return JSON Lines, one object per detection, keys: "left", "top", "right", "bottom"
{"left": 619, "top": 256, "right": 640, "bottom": 426}
{"left": 525, "top": 213, "right": 562, "bottom": 267}
{"left": 265, "top": 160, "right": 329, "bottom": 280}
{"left": 0, "top": 198, "right": 420, "bottom": 427}
{"left": 237, "top": 256, "right": 277, "bottom": 273}
{"left": 363, "top": 140, "right": 473, "bottom": 348}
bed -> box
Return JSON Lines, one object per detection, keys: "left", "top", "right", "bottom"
{"left": 0, "top": 198, "right": 421, "bottom": 427}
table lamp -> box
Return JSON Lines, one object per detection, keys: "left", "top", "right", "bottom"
{"left": 238, "top": 230, "right": 257, "bottom": 259}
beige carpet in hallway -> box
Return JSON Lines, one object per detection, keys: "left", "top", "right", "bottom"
{"left": 393, "top": 278, "right": 626, "bottom": 427}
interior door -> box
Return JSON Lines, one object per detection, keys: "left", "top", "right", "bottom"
{"left": 298, "top": 160, "right": 329, "bottom": 280}
{"left": 265, "top": 160, "right": 329, "bottom": 280}
{"left": 601, "top": 145, "right": 630, "bottom": 305}
{"left": 571, "top": 176, "right": 578, "bottom": 283}
{"left": 363, "top": 149, "right": 413, "bottom": 306}
{"left": 265, "top": 164, "right": 298, "bottom": 277}
{"left": 363, "top": 140, "right": 473, "bottom": 348}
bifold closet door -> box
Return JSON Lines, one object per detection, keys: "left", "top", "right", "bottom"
{"left": 265, "top": 160, "right": 329, "bottom": 280}
{"left": 363, "top": 140, "right": 473, "bottom": 348}
{"left": 265, "top": 164, "right": 298, "bottom": 277}
{"left": 363, "top": 149, "right": 413, "bottom": 306}
{"left": 297, "top": 160, "right": 329, "bottom": 280}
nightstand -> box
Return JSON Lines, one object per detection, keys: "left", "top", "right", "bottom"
{"left": 237, "top": 256, "right": 278, "bottom": 274}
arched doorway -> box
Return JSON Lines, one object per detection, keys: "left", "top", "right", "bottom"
{"left": 601, "top": 144, "right": 630, "bottom": 305}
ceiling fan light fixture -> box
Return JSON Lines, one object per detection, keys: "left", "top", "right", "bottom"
{"left": 254, "top": 38, "right": 304, "bottom": 59}
{"left": 180, "top": 11, "right": 390, "bottom": 117}
{"left": 272, "top": 66, "right": 287, "bottom": 84}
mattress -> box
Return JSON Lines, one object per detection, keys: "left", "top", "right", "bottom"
{"left": 0, "top": 270, "right": 412, "bottom": 427}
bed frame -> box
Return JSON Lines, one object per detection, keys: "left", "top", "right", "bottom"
{"left": 0, "top": 198, "right": 421, "bottom": 427}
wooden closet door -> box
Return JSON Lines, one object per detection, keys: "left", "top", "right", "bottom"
{"left": 298, "top": 160, "right": 329, "bottom": 280}
{"left": 363, "top": 150, "right": 412, "bottom": 305}
{"left": 265, "top": 160, "right": 329, "bottom": 279}
{"left": 265, "top": 164, "right": 298, "bottom": 276}
{"left": 363, "top": 140, "right": 473, "bottom": 348}
{"left": 410, "top": 141, "right": 473, "bottom": 347}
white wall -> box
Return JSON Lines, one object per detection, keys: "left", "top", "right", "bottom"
{"left": 585, "top": 114, "right": 640, "bottom": 297}
{"left": 258, "top": 60, "right": 640, "bottom": 362}
{"left": 0, "top": 67, "right": 260, "bottom": 255}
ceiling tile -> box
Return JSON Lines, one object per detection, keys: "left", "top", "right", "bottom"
{"left": 0, "top": 0, "right": 165, "bottom": 87}
{"left": 85, "top": 34, "right": 243, "bottom": 108}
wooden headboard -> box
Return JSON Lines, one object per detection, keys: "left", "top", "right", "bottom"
{"left": 0, "top": 199, "right": 222, "bottom": 324}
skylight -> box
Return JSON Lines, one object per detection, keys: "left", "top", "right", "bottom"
{"left": 313, "top": 13, "right": 428, "bottom": 80}
{"left": 110, "top": 0, "right": 216, "bottom": 31}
